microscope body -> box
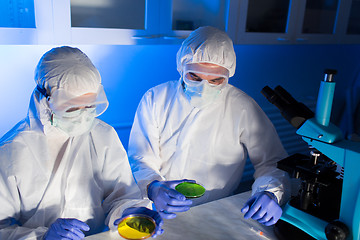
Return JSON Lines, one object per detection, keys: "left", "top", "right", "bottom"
{"left": 263, "top": 70, "right": 360, "bottom": 240}
{"left": 292, "top": 124, "right": 360, "bottom": 240}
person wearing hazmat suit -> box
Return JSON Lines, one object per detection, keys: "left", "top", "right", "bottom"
{"left": 0, "top": 46, "right": 163, "bottom": 239}
{"left": 128, "top": 26, "right": 291, "bottom": 226}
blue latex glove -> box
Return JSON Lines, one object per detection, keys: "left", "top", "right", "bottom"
{"left": 43, "top": 218, "right": 90, "bottom": 240}
{"left": 241, "top": 191, "right": 282, "bottom": 226}
{"left": 147, "top": 179, "right": 194, "bottom": 219}
{"left": 114, "top": 207, "right": 164, "bottom": 238}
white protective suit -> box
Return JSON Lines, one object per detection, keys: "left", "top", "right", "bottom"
{"left": 0, "top": 47, "right": 151, "bottom": 239}
{"left": 128, "top": 26, "right": 291, "bottom": 206}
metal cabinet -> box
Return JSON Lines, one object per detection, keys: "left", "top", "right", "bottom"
{"left": 161, "top": 0, "right": 229, "bottom": 43}
{"left": 1, "top": 0, "right": 359, "bottom": 45}
{"left": 338, "top": 0, "right": 360, "bottom": 43}
{"left": 0, "top": 0, "right": 229, "bottom": 44}
{"left": 68, "top": 0, "right": 229, "bottom": 44}
{"left": 227, "top": 0, "right": 360, "bottom": 44}
{"left": 0, "top": 0, "right": 36, "bottom": 44}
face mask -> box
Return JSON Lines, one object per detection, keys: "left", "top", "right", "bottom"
{"left": 182, "top": 75, "right": 227, "bottom": 108}
{"left": 51, "top": 107, "right": 96, "bottom": 136}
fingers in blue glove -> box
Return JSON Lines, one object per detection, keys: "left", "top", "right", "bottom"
{"left": 152, "top": 228, "right": 164, "bottom": 238}
{"left": 241, "top": 192, "right": 282, "bottom": 226}
{"left": 159, "top": 210, "right": 176, "bottom": 219}
{"left": 156, "top": 192, "right": 192, "bottom": 219}
{"left": 45, "top": 218, "right": 89, "bottom": 240}
{"left": 148, "top": 180, "right": 194, "bottom": 219}
{"left": 166, "top": 189, "right": 193, "bottom": 208}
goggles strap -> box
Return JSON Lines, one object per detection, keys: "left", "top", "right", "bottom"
{"left": 36, "top": 85, "right": 50, "bottom": 99}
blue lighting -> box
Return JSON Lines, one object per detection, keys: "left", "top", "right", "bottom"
{"left": 0, "top": 0, "right": 35, "bottom": 28}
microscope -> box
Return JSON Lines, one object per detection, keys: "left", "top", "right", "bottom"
{"left": 262, "top": 70, "right": 360, "bottom": 240}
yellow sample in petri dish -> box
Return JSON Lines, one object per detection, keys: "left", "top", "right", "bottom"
{"left": 117, "top": 214, "right": 156, "bottom": 240}
{"left": 175, "top": 182, "right": 206, "bottom": 198}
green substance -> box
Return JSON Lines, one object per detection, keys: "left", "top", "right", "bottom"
{"left": 126, "top": 217, "right": 155, "bottom": 233}
{"left": 175, "top": 182, "right": 206, "bottom": 198}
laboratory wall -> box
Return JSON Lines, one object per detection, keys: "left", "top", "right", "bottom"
{"left": 1, "top": 44, "right": 360, "bottom": 150}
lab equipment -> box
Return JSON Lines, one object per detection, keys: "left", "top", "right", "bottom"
{"left": 115, "top": 207, "right": 163, "bottom": 239}
{"left": 175, "top": 182, "right": 206, "bottom": 198}
{"left": 241, "top": 191, "right": 282, "bottom": 226}
{"left": 262, "top": 69, "right": 360, "bottom": 240}
{"left": 43, "top": 218, "right": 90, "bottom": 240}
{"left": 147, "top": 180, "right": 194, "bottom": 219}
{"left": 117, "top": 214, "right": 156, "bottom": 240}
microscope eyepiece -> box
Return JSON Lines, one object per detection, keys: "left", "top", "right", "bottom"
{"left": 324, "top": 69, "right": 337, "bottom": 82}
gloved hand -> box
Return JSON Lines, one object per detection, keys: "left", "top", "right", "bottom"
{"left": 43, "top": 218, "right": 90, "bottom": 240}
{"left": 241, "top": 191, "right": 282, "bottom": 226}
{"left": 147, "top": 179, "right": 194, "bottom": 219}
{"left": 114, "top": 207, "right": 164, "bottom": 238}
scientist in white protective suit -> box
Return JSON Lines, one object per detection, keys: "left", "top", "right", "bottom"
{"left": 128, "top": 26, "right": 291, "bottom": 226}
{"left": 0, "top": 46, "right": 163, "bottom": 240}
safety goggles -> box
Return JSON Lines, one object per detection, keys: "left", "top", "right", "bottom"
{"left": 184, "top": 71, "right": 229, "bottom": 85}
{"left": 48, "top": 85, "right": 109, "bottom": 117}
{"left": 183, "top": 63, "right": 229, "bottom": 84}
{"left": 184, "top": 63, "right": 229, "bottom": 77}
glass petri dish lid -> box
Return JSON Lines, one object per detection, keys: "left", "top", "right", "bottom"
{"left": 117, "top": 214, "right": 156, "bottom": 240}
{"left": 175, "top": 182, "right": 206, "bottom": 199}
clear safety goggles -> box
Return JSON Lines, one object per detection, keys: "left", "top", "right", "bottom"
{"left": 184, "top": 63, "right": 230, "bottom": 77}
{"left": 183, "top": 63, "right": 229, "bottom": 85}
{"left": 183, "top": 71, "right": 229, "bottom": 85}
{"left": 48, "top": 85, "right": 109, "bottom": 117}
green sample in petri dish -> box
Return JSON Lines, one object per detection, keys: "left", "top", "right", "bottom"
{"left": 175, "top": 182, "right": 206, "bottom": 198}
{"left": 117, "top": 214, "right": 156, "bottom": 240}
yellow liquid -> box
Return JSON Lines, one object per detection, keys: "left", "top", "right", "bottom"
{"left": 117, "top": 216, "right": 155, "bottom": 240}
{"left": 118, "top": 224, "right": 150, "bottom": 239}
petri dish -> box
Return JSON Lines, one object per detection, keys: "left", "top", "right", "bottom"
{"left": 117, "top": 214, "right": 156, "bottom": 240}
{"left": 175, "top": 182, "right": 206, "bottom": 199}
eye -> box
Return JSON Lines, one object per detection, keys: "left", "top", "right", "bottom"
{"left": 66, "top": 107, "right": 80, "bottom": 112}
{"left": 189, "top": 73, "right": 202, "bottom": 81}
{"left": 209, "top": 78, "right": 225, "bottom": 84}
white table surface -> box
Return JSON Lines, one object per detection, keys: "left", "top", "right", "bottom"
{"left": 85, "top": 191, "right": 279, "bottom": 240}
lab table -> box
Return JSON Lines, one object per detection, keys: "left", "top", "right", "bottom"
{"left": 85, "top": 191, "right": 278, "bottom": 240}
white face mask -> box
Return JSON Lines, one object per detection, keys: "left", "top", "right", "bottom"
{"left": 51, "top": 107, "right": 96, "bottom": 136}
{"left": 182, "top": 75, "right": 227, "bottom": 108}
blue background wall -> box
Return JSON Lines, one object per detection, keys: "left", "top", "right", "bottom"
{"left": 1, "top": 44, "right": 360, "bottom": 150}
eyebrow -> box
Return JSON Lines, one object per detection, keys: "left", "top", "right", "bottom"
{"left": 189, "top": 72, "right": 201, "bottom": 79}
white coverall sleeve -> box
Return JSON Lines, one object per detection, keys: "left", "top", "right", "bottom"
{"left": 98, "top": 127, "right": 152, "bottom": 232}
{"left": 244, "top": 101, "right": 291, "bottom": 206}
{"left": 0, "top": 143, "right": 48, "bottom": 240}
{"left": 128, "top": 92, "right": 165, "bottom": 198}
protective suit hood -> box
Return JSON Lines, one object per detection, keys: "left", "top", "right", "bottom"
{"left": 35, "top": 46, "right": 101, "bottom": 97}
{"left": 29, "top": 46, "right": 108, "bottom": 134}
{"left": 176, "top": 26, "right": 236, "bottom": 77}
